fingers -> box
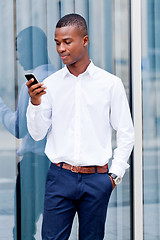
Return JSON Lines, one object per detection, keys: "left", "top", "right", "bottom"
{"left": 26, "top": 78, "right": 35, "bottom": 88}
{"left": 26, "top": 78, "right": 43, "bottom": 89}
{"left": 108, "top": 175, "right": 116, "bottom": 190}
{"left": 29, "top": 85, "right": 46, "bottom": 96}
{"left": 26, "top": 78, "right": 47, "bottom": 96}
{"left": 26, "top": 78, "right": 47, "bottom": 105}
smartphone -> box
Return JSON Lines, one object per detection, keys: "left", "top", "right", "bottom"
{"left": 25, "top": 73, "right": 39, "bottom": 86}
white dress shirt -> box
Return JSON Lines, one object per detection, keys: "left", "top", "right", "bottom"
{"left": 26, "top": 61, "right": 134, "bottom": 177}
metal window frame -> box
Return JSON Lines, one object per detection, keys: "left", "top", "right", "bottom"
{"left": 131, "top": 0, "right": 143, "bottom": 240}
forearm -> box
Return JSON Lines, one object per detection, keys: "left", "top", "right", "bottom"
{"left": 0, "top": 97, "right": 17, "bottom": 136}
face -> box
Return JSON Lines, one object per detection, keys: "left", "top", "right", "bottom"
{"left": 54, "top": 26, "right": 89, "bottom": 66}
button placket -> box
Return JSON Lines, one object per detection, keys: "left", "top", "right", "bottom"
{"left": 74, "top": 78, "right": 81, "bottom": 163}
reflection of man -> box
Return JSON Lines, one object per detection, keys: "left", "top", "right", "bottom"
{"left": 27, "top": 14, "right": 134, "bottom": 239}
{"left": 0, "top": 26, "right": 55, "bottom": 240}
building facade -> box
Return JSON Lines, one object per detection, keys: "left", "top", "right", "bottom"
{"left": 0, "top": 0, "right": 159, "bottom": 239}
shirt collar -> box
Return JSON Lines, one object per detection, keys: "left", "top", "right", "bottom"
{"left": 62, "top": 60, "right": 95, "bottom": 78}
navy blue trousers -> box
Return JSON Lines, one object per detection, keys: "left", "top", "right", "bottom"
{"left": 42, "top": 163, "right": 113, "bottom": 240}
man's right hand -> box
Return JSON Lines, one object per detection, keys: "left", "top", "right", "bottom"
{"left": 26, "top": 78, "right": 47, "bottom": 105}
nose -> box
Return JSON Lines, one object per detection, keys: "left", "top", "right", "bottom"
{"left": 57, "top": 43, "right": 66, "bottom": 53}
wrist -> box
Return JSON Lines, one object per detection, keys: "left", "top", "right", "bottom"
{"left": 31, "top": 98, "right": 41, "bottom": 106}
{"left": 108, "top": 173, "right": 122, "bottom": 185}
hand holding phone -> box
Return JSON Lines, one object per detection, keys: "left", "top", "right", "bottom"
{"left": 25, "top": 73, "right": 46, "bottom": 105}
{"left": 25, "top": 73, "right": 39, "bottom": 85}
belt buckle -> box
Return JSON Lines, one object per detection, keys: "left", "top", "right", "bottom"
{"left": 71, "top": 166, "right": 78, "bottom": 173}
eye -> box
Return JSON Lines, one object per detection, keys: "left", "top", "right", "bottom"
{"left": 65, "top": 41, "right": 72, "bottom": 45}
{"left": 56, "top": 42, "right": 60, "bottom": 46}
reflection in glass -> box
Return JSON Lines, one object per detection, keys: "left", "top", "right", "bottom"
{"left": 0, "top": 26, "right": 55, "bottom": 239}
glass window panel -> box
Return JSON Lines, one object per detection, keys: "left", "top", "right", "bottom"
{"left": 142, "top": 0, "right": 160, "bottom": 239}
{"left": 47, "top": 0, "right": 61, "bottom": 70}
{"left": 16, "top": 2, "right": 56, "bottom": 239}
{"left": 0, "top": 1, "right": 17, "bottom": 240}
{"left": 61, "top": 0, "right": 75, "bottom": 15}
{"left": 104, "top": 1, "right": 131, "bottom": 240}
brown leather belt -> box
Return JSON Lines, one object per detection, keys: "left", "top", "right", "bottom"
{"left": 53, "top": 162, "right": 108, "bottom": 174}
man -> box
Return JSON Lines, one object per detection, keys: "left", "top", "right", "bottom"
{"left": 26, "top": 14, "right": 134, "bottom": 240}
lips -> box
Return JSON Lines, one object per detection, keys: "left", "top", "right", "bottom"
{"left": 59, "top": 54, "right": 69, "bottom": 60}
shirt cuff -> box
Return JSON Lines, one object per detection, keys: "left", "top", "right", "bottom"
{"left": 108, "top": 159, "right": 130, "bottom": 178}
{"left": 28, "top": 100, "right": 42, "bottom": 111}
{"left": 27, "top": 101, "right": 42, "bottom": 120}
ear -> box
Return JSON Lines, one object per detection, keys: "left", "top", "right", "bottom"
{"left": 83, "top": 35, "right": 89, "bottom": 47}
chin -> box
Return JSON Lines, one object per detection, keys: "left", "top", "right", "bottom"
{"left": 65, "top": 60, "right": 77, "bottom": 66}
{"left": 62, "top": 59, "right": 70, "bottom": 65}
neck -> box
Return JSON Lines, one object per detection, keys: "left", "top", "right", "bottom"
{"left": 67, "top": 56, "right": 90, "bottom": 77}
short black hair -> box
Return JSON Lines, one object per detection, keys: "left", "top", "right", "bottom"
{"left": 56, "top": 13, "right": 88, "bottom": 36}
